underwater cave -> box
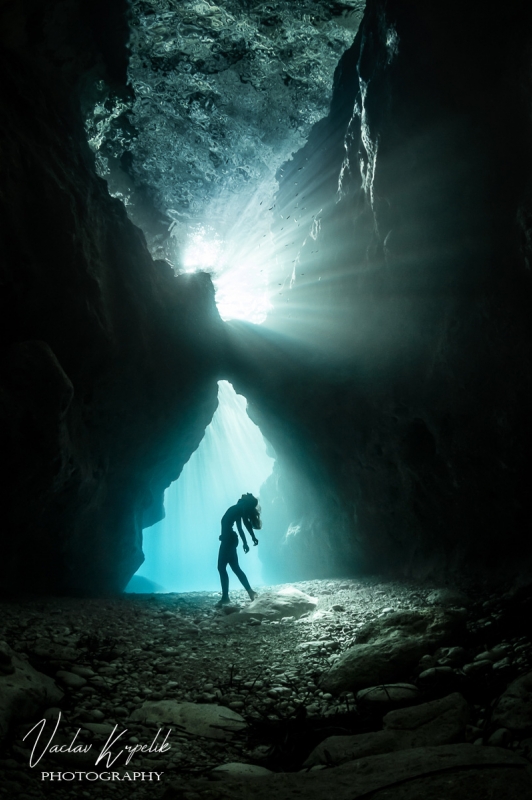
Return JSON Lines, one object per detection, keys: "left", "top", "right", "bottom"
{"left": 2, "top": 1, "right": 532, "bottom": 798}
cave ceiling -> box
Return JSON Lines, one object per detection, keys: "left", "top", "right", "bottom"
{"left": 87, "top": 0, "right": 364, "bottom": 264}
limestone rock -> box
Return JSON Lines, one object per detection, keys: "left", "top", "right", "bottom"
{"left": 0, "top": 642, "right": 14, "bottom": 676}
{"left": 321, "top": 609, "right": 464, "bottom": 693}
{"left": 0, "top": 643, "right": 64, "bottom": 740}
{"left": 55, "top": 671, "right": 87, "bottom": 689}
{"left": 417, "top": 666, "right": 457, "bottom": 690}
{"left": 92, "top": 0, "right": 363, "bottom": 258}
{"left": 164, "top": 745, "right": 532, "bottom": 800}
{"left": 223, "top": 587, "right": 317, "bottom": 625}
{"left": 426, "top": 589, "right": 469, "bottom": 607}
{"left": 70, "top": 666, "right": 96, "bottom": 678}
{"left": 321, "top": 639, "right": 429, "bottom": 694}
{"left": 492, "top": 672, "right": 532, "bottom": 732}
{"left": 31, "top": 641, "right": 78, "bottom": 662}
{"left": 129, "top": 701, "right": 246, "bottom": 740}
{"left": 383, "top": 692, "right": 470, "bottom": 747}
{"left": 354, "top": 609, "right": 465, "bottom": 646}
{"left": 306, "top": 693, "right": 471, "bottom": 768}
{"left": 82, "top": 723, "right": 116, "bottom": 735}
{"left": 463, "top": 660, "right": 493, "bottom": 675}
{"left": 303, "top": 730, "right": 410, "bottom": 767}
{"left": 434, "top": 646, "right": 467, "bottom": 667}
{"left": 212, "top": 763, "right": 273, "bottom": 777}
{"left": 356, "top": 684, "right": 421, "bottom": 709}
{"left": 488, "top": 728, "right": 511, "bottom": 747}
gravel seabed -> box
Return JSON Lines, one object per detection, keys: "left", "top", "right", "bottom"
{"left": 1, "top": 576, "right": 531, "bottom": 799}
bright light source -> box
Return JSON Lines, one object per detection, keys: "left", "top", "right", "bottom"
{"left": 180, "top": 223, "right": 272, "bottom": 324}
{"left": 133, "top": 381, "right": 275, "bottom": 592}
{"left": 182, "top": 228, "right": 222, "bottom": 272}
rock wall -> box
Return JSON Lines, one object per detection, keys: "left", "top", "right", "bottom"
{"left": 86, "top": 0, "right": 365, "bottom": 259}
{"left": 0, "top": 1, "right": 223, "bottom": 594}
{"left": 2, "top": 0, "right": 532, "bottom": 594}
{"left": 228, "top": 0, "right": 532, "bottom": 583}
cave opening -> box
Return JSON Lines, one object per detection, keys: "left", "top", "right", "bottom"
{"left": 88, "top": 0, "right": 368, "bottom": 595}
{"left": 128, "top": 379, "right": 275, "bottom": 593}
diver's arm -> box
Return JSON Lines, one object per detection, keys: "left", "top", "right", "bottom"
{"left": 236, "top": 517, "right": 250, "bottom": 553}
{"left": 243, "top": 517, "right": 259, "bottom": 546}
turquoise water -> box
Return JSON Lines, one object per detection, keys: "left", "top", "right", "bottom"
{"left": 128, "top": 381, "right": 275, "bottom": 593}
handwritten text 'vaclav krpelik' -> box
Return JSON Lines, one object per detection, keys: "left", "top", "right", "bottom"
{"left": 23, "top": 711, "right": 172, "bottom": 768}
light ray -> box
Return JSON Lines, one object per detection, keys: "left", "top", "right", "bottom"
{"left": 129, "top": 381, "right": 274, "bottom": 593}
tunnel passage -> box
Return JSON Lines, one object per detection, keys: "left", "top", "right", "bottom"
{"left": 1, "top": 0, "right": 532, "bottom": 596}
{"left": 131, "top": 380, "right": 275, "bottom": 593}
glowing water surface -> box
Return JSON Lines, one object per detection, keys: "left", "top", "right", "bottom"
{"left": 132, "top": 381, "right": 274, "bottom": 592}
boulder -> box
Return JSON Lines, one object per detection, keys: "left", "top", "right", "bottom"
{"left": 321, "top": 639, "right": 430, "bottom": 694}
{"left": 303, "top": 730, "right": 410, "bottom": 767}
{"left": 30, "top": 640, "right": 78, "bottom": 663}
{"left": 305, "top": 693, "right": 470, "bottom": 768}
{"left": 129, "top": 701, "right": 246, "bottom": 740}
{"left": 82, "top": 723, "right": 116, "bottom": 736}
{"left": 354, "top": 609, "right": 465, "bottom": 646}
{"left": 426, "top": 589, "right": 469, "bottom": 607}
{"left": 0, "top": 642, "right": 64, "bottom": 740}
{"left": 492, "top": 672, "right": 532, "bottom": 732}
{"left": 223, "top": 587, "right": 317, "bottom": 625}
{"left": 417, "top": 666, "right": 458, "bottom": 690}
{"left": 321, "top": 609, "right": 464, "bottom": 693}
{"left": 55, "top": 671, "right": 87, "bottom": 689}
{"left": 163, "top": 745, "right": 532, "bottom": 800}
{"left": 383, "top": 692, "right": 470, "bottom": 747}
{"left": 434, "top": 646, "right": 467, "bottom": 667}
{"left": 212, "top": 763, "right": 273, "bottom": 777}
{"left": 356, "top": 684, "right": 421, "bottom": 710}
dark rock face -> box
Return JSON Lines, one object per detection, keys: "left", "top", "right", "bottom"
{"left": 0, "top": 2, "right": 223, "bottom": 594}
{"left": 2, "top": 0, "right": 532, "bottom": 594}
{"left": 229, "top": 0, "right": 532, "bottom": 582}
{"left": 87, "top": 0, "right": 364, "bottom": 258}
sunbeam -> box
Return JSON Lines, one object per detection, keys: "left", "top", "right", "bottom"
{"left": 129, "top": 380, "right": 275, "bottom": 592}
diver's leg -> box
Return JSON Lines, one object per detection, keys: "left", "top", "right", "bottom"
{"left": 216, "top": 545, "right": 230, "bottom": 605}
{"left": 228, "top": 549, "right": 256, "bottom": 600}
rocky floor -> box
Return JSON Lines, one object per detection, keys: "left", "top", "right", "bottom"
{"left": 1, "top": 576, "right": 532, "bottom": 799}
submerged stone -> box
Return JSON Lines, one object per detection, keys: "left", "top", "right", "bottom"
{"left": 492, "top": 672, "right": 532, "bottom": 732}
{"left": 0, "top": 643, "right": 64, "bottom": 741}
{"left": 321, "top": 609, "right": 464, "bottom": 693}
{"left": 129, "top": 701, "right": 246, "bottom": 740}
{"left": 212, "top": 763, "right": 273, "bottom": 778}
{"left": 356, "top": 683, "right": 420, "bottom": 709}
{"left": 383, "top": 693, "right": 470, "bottom": 747}
{"left": 166, "top": 745, "right": 532, "bottom": 800}
{"left": 223, "top": 587, "right": 317, "bottom": 624}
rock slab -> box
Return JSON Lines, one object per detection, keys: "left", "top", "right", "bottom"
{"left": 304, "top": 693, "right": 470, "bottom": 767}
{"left": 0, "top": 642, "right": 64, "bottom": 740}
{"left": 356, "top": 683, "right": 420, "bottom": 709}
{"left": 304, "top": 730, "right": 411, "bottom": 767}
{"left": 492, "top": 672, "right": 532, "bottom": 732}
{"left": 321, "top": 609, "right": 464, "bottom": 693}
{"left": 164, "top": 745, "right": 532, "bottom": 800}
{"left": 224, "top": 587, "right": 317, "bottom": 624}
{"left": 212, "top": 763, "right": 273, "bottom": 777}
{"left": 383, "top": 692, "right": 470, "bottom": 747}
{"left": 129, "top": 701, "right": 246, "bottom": 740}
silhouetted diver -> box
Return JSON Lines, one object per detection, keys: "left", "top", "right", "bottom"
{"left": 216, "top": 493, "right": 262, "bottom": 607}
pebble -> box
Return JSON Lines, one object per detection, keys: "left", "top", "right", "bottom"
{"left": 55, "top": 670, "right": 87, "bottom": 688}
{"left": 463, "top": 660, "right": 493, "bottom": 675}
{"left": 488, "top": 728, "right": 511, "bottom": 747}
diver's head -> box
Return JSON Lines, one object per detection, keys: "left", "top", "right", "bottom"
{"left": 239, "top": 492, "right": 258, "bottom": 509}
